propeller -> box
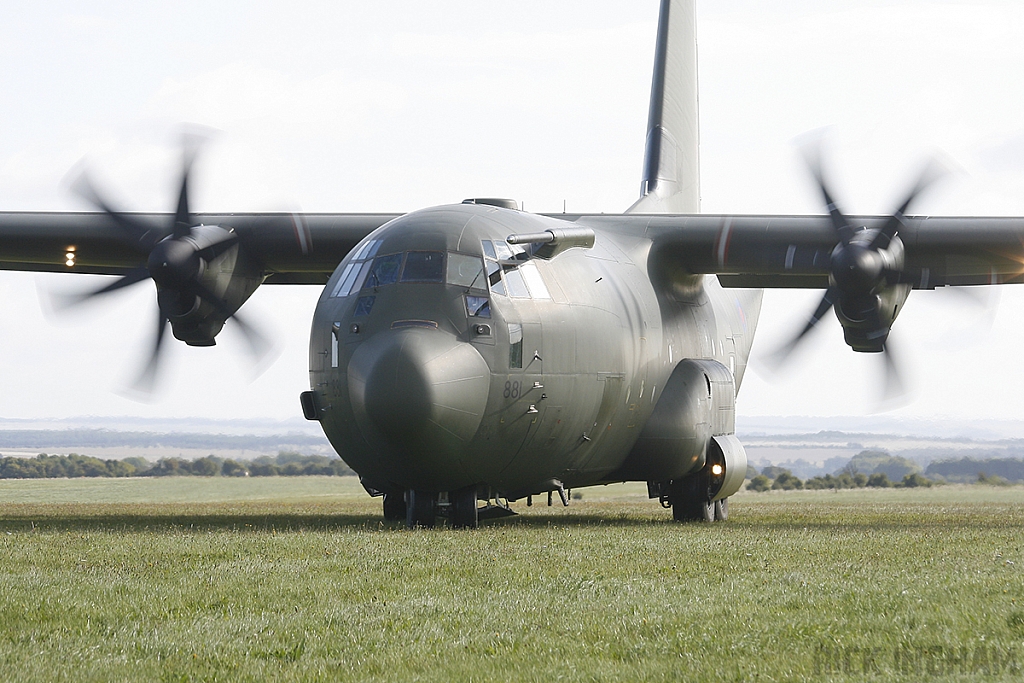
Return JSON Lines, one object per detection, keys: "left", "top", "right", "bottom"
{"left": 66, "top": 135, "right": 269, "bottom": 392}
{"left": 771, "top": 145, "right": 945, "bottom": 398}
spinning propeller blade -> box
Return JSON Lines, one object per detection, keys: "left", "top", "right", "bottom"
{"left": 64, "top": 129, "right": 267, "bottom": 394}
{"left": 771, "top": 145, "right": 944, "bottom": 399}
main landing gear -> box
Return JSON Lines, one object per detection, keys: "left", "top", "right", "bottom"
{"left": 663, "top": 473, "right": 728, "bottom": 523}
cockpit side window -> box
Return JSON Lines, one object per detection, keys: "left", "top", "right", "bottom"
{"left": 331, "top": 238, "right": 381, "bottom": 297}
{"left": 482, "top": 240, "right": 507, "bottom": 296}
{"left": 486, "top": 260, "right": 505, "bottom": 295}
{"left": 481, "top": 239, "right": 545, "bottom": 297}
{"left": 401, "top": 251, "right": 445, "bottom": 283}
{"left": 519, "top": 262, "right": 550, "bottom": 299}
{"left": 465, "top": 295, "right": 491, "bottom": 318}
{"left": 354, "top": 295, "right": 376, "bottom": 317}
{"left": 503, "top": 265, "right": 530, "bottom": 298}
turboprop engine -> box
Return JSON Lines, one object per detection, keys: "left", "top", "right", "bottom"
{"left": 64, "top": 135, "right": 270, "bottom": 390}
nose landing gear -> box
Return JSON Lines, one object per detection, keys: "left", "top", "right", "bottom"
{"left": 406, "top": 490, "right": 437, "bottom": 528}
{"left": 394, "top": 487, "right": 482, "bottom": 529}
{"left": 450, "top": 486, "right": 479, "bottom": 529}
{"left": 382, "top": 492, "right": 407, "bottom": 522}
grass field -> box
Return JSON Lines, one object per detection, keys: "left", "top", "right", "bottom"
{"left": 1, "top": 478, "right": 1022, "bottom": 682}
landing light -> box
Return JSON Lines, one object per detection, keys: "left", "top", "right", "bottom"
{"left": 65, "top": 246, "right": 76, "bottom": 268}
{"left": 711, "top": 464, "right": 724, "bottom": 476}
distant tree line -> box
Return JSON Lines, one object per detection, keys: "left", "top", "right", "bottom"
{"left": 0, "top": 451, "right": 354, "bottom": 479}
{"left": 925, "top": 457, "right": 1024, "bottom": 484}
{"left": 0, "top": 453, "right": 145, "bottom": 479}
{"left": 747, "top": 450, "right": 1024, "bottom": 492}
{"left": 0, "top": 428, "right": 330, "bottom": 452}
{"left": 748, "top": 468, "right": 931, "bottom": 492}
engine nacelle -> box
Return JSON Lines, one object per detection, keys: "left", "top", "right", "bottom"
{"left": 614, "top": 358, "right": 735, "bottom": 481}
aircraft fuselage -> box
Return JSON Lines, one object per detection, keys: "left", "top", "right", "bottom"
{"left": 308, "top": 203, "right": 760, "bottom": 501}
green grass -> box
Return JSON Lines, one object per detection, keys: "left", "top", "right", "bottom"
{"left": 1, "top": 478, "right": 1022, "bottom": 682}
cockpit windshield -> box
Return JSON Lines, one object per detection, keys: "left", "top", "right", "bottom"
{"left": 330, "top": 249, "right": 490, "bottom": 296}
{"left": 447, "top": 253, "right": 486, "bottom": 289}
{"left": 366, "top": 253, "right": 403, "bottom": 287}
{"left": 401, "top": 251, "right": 445, "bottom": 282}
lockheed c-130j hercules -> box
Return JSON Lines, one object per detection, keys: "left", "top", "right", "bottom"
{"left": 4, "top": 0, "right": 1024, "bottom": 528}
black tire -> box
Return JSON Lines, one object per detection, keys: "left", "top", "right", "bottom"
{"left": 383, "top": 492, "right": 406, "bottom": 522}
{"left": 671, "top": 476, "right": 714, "bottom": 523}
{"left": 714, "top": 498, "right": 729, "bottom": 521}
{"left": 450, "top": 486, "right": 479, "bottom": 529}
{"left": 406, "top": 489, "right": 435, "bottom": 528}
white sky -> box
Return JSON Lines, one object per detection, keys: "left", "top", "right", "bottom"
{"left": 2, "top": 0, "right": 1024, "bottom": 423}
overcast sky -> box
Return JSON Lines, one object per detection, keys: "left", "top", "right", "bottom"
{"left": 2, "top": 0, "right": 1024, "bottom": 424}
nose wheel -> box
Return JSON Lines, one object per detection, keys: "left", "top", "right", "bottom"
{"left": 382, "top": 492, "right": 407, "bottom": 522}
{"left": 450, "top": 486, "right": 479, "bottom": 529}
{"left": 406, "top": 490, "right": 437, "bottom": 528}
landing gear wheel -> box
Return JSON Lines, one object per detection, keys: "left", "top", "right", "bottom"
{"left": 406, "top": 490, "right": 436, "bottom": 528}
{"left": 671, "top": 476, "right": 714, "bottom": 523}
{"left": 450, "top": 486, "right": 479, "bottom": 529}
{"left": 383, "top": 492, "right": 406, "bottom": 522}
{"left": 714, "top": 498, "right": 729, "bottom": 521}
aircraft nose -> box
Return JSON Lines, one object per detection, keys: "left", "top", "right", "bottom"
{"left": 348, "top": 327, "right": 490, "bottom": 466}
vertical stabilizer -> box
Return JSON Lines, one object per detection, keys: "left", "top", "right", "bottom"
{"left": 628, "top": 0, "right": 700, "bottom": 215}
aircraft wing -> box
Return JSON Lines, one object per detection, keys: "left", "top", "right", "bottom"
{"left": 6, "top": 209, "right": 1024, "bottom": 289}
{"left": 0, "top": 212, "right": 399, "bottom": 284}
{"left": 575, "top": 214, "right": 1024, "bottom": 289}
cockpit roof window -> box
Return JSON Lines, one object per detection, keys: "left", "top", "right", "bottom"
{"left": 481, "top": 240, "right": 496, "bottom": 259}
{"left": 401, "top": 251, "right": 445, "bottom": 283}
{"left": 332, "top": 260, "right": 373, "bottom": 298}
{"left": 352, "top": 238, "right": 382, "bottom": 261}
{"left": 331, "top": 239, "right": 380, "bottom": 298}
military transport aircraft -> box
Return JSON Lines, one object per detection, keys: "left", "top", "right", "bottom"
{"left": 2, "top": 0, "right": 1023, "bottom": 527}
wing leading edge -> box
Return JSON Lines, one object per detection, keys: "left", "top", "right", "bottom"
{"left": 572, "top": 213, "right": 1024, "bottom": 289}
{"left": 0, "top": 212, "right": 399, "bottom": 284}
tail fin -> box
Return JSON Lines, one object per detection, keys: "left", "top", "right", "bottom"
{"left": 628, "top": 0, "right": 700, "bottom": 215}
